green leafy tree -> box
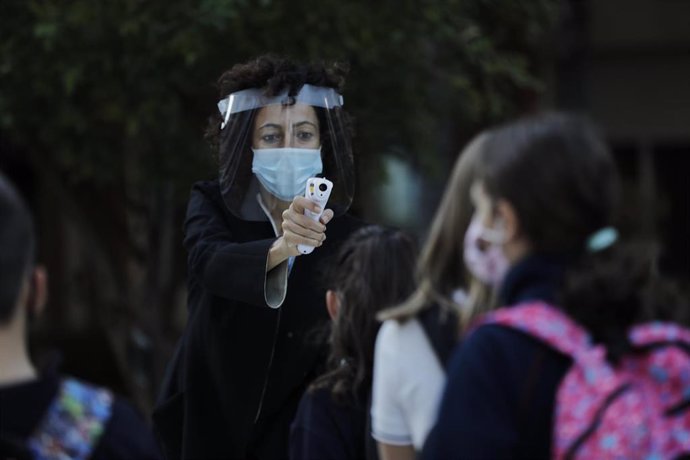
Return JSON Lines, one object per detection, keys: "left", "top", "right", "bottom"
{"left": 0, "top": 0, "right": 559, "bottom": 409}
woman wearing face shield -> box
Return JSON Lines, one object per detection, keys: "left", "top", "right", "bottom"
{"left": 153, "top": 55, "right": 363, "bottom": 460}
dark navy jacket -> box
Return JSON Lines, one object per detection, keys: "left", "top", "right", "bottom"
{"left": 423, "top": 255, "right": 573, "bottom": 459}
{"left": 289, "top": 387, "right": 375, "bottom": 460}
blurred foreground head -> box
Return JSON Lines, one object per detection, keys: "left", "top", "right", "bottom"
{"left": 0, "top": 173, "right": 46, "bottom": 328}
{"left": 468, "top": 112, "right": 688, "bottom": 356}
{"left": 473, "top": 112, "right": 618, "bottom": 256}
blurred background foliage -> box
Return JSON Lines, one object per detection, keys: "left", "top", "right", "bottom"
{"left": 0, "top": 0, "right": 559, "bottom": 189}
{"left": 0, "top": 0, "right": 559, "bottom": 409}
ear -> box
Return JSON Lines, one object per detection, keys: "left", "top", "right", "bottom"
{"left": 495, "top": 199, "right": 520, "bottom": 243}
{"left": 325, "top": 289, "right": 340, "bottom": 321}
{"left": 28, "top": 266, "right": 48, "bottom": 319}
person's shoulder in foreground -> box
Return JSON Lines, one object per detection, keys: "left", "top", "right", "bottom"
{"left": 0, "top": 361, "right": 161, "bottom": 460}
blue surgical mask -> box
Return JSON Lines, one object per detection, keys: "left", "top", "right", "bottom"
{"left": 251, "top": 148, "right": 323, "bottom": 201}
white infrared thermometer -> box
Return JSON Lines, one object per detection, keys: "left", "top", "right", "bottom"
{"left": 297, "top": 177, "right": 333, "bottom": 255}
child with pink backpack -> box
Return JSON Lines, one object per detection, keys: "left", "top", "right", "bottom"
{"left": 422, "top": 113, "right": 690, "bottom": 459}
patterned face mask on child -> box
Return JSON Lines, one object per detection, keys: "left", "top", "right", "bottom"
{"left": 463, "top": 215, "right": 509, "bottom": 287}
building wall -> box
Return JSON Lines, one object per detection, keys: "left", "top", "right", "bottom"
{"left": 575, "top": 0, "right": 690, "bottom": 281}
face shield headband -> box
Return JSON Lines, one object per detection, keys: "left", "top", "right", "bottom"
{"left": 217, "top": 84, "right": 344, "bottom": 129}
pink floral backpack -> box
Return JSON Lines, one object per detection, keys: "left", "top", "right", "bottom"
{"left": 483, "top": 302, "right": 690, "bottom": 459}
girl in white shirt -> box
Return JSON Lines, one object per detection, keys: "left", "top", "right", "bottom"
{"left": 371, "top": 140, "right": 493, "bottom": 460}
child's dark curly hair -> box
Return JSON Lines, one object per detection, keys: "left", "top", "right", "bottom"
{"left": 311, "top": 225, "right": 418, "bottom": 404}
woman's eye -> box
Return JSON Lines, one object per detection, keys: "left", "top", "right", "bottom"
{"left": 296, "top": 131, "right": 315, "bottom": 141}
{"left": 261, "top": 133, "right": 281, "bottom": 144}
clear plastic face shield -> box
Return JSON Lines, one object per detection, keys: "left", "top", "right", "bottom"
{"left": 216, "top": 84, "right": 355, "bottom": 220}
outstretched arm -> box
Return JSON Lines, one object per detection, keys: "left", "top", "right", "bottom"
{"left": 184, "top": 186, "right": 280, "bottom": 307}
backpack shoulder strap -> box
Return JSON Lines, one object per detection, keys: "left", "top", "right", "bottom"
{"left": 364, "top": 390, "right": 379, "bottom": 460}
{"left": 27, "top": 377, "right": 114, "bottom": 460}
{"left": 630, "top": 321, "right": 690, "bottom": 349}
{"left": 417, "top": 304, "right": 460, "bottom": 370}
{"left": 481, "top": 302, "right": 591, "bottom": 359}
{"left": 627, "top": 321, "right": 690, "bottom": 416}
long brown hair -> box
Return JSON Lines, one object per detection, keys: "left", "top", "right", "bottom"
{"left": 378, "top": 138, "right": 492, "bottom": 327}
{"left": 310, "top": 225, "right": 418, "bottom": 402}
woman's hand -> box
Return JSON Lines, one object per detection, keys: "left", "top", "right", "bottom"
{"left": 267, "top": 196, "right": 334, "bottom": 270}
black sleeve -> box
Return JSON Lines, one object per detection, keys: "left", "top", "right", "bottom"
{"left": 92, "top": 398, "right": 162, "bottom": 460}
{"left": 183, "top": 185, "right": 280, "bottom": 308}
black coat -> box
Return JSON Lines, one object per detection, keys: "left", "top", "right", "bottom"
{"left": 154, "top": 180, "right": 363, "bottom": 460}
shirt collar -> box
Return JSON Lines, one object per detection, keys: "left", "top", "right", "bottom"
{"left": 498, "top": 253, "right": 568, "bottom": 306}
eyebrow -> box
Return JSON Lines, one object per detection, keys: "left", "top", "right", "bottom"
{"left": 257, "top": 121, "right": 318, "bottom": 130}
{"left": 258, "top": 123, "right": 282, "bottom": 130}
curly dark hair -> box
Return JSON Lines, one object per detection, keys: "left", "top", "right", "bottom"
{"left": 310, "top": 226, "right": 418, "bottom": 404}
{"left": 205, "top": 54, "right": 349, "bottom": 152}
{"left": 206, "top": 55, "right": 355, "bottom": 214}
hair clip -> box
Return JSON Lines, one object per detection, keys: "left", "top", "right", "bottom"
{"left": 586, "top": 227, "right": 619, "bottom": 252}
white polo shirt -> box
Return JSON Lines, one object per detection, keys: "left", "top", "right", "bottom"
{"left": 371, "top": 317, "right": 447, "bottom": 450}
